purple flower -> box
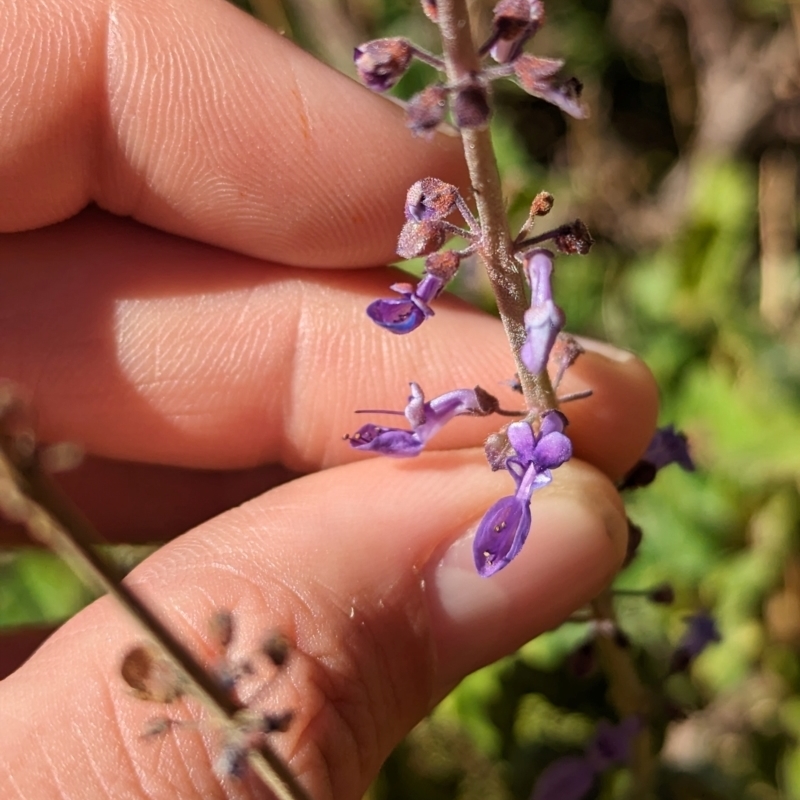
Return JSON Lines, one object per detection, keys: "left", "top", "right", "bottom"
{"left": 530, "top": 717, "right": 641, "bottom": 800}
{"left": 669, "top": 611, "right": 721, "bottom": 674}
{"left": 474, "top": 412, "right": 571, "bottom": 576}
{"left": 619, "top": 425, "right": 694, "bottom": 490}
{"left": 530, "top": 755, "right": 595, "bottom": 800}
{"left": 643, "top": 425, "right": 695, "bottom": 472}
{"left": 586, "top": 716, "right": 641, "bottom": 772}
{"left": 366, "top": 274, "right": 444, "bottom": 334}
{"left": 519, "top": 249, "right": 565, "bottom": 375}
{"left": 346, "top": 383, "right": 499, "bottom": 457}
{"left": 368, "top": 248, "right": 463, "bottom": 335}
{"left": 353, "top": 38, "right": 413, "bottom": 92}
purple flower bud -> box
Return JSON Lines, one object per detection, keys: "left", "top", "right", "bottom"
{"left": 586, "top": 717, "right": 641, "bottom": 772}
{"left": 669, "top": 611, "right": 721, "bottom": 674}
{"left": 520, "top": 249, "right": 565, "bottom": 374}
{"left": 405, "top": 178, "right": 459, "bottom": 222}
{"left": 397, "top": 219, "right": 447, "bottom": 259}
{"left": 407, "top": 86, "right": 449, "bottom": 136}
{"left": 353, "top": 38, "right": 414, "bottom": 92}
{"left": 530, "top": 755, "right": 596, "bottom": 800}
{"left": 514, "top": 55, "right": 587, "bottom": 119}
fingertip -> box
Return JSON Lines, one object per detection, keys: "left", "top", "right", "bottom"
{"left": 560, "top": 339, "right": 660, "bottom": 480}
{"left": 425, "top": 459, "right": 627, "bottom": 697}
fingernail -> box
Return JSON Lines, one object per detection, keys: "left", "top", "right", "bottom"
{"left": 574, "top": 336, "right": 636, "bottom": 363}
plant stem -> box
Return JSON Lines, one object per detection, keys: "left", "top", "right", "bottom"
{"left": 435, "top": 0, "right": 557, "bottom": 413}
{"left": 0, "top": 397, "right": 311, "bottom": 800}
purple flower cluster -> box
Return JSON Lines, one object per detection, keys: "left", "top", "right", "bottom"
{"left": 353, "top": 0, "right": 586, "bottom": 137}
{"left": 474, "top": 412, "right": 571, "bottom": 576}
{"left": 531, "top": 717, "right": 641, "bottom": 800}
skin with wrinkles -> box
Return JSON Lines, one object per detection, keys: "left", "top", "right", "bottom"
{"left": 0, "top": 0, "right": 659, "bottom": 798}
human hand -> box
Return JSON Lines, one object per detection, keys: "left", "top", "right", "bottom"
{"left": 0, "top": 0, "right": 658, "bottom": 797}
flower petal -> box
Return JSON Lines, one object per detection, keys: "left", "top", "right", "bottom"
{"left": 473, "top": 494, "right": 532, "bottom": 577}
{"left": 366, "top": 297, "right": 428, "bottom": 334}
{"left": 345, "top": 424, "right": 423, "bottom": 457}
{"left": 530, "top": 755, "right": 596, "bottom": 800}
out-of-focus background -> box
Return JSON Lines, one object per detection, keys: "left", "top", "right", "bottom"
{"left": 2, "top": 1, "right": 800, "bottom": 797}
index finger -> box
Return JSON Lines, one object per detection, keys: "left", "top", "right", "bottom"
{"left": 0, "top": 0, "right": 465, "bottom": 266}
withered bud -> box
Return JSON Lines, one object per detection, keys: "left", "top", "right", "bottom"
{"left": 548, "top": 332, "right": 584, "bottom": 389}
{"left": 472, "top": 386, "right": 501, "bottom": 416}
{"left": 121, "top": 644, "right": 185, "bottom": 703}
{"left": 397, "top": 219, "right": 447, "bottom": 259}
{"left": 486, "top": 0, "right": 546, "bottom": 63}
{"left": 453, "top": 85, "right": 491, "bottom": 130}
{"left": 262, "top": 631, "right": 290, "bottom": 667}
{"left": 424, "top": 250, "right": 461, "bottom": 282}
{"left": 530, "top": 191, "right": 554, "bottom": 217}
{"left": 209, "top": 610, "right": 234, "bottom": 649}
{"left": 514, "top": 56, "right": 587, "bottom": 119}
{"left": 648, "top": 583, "right": 676, "bottom": 605}
{"left": 484, "top": 430, "right": 512, "bottom": 471}
{"left": 407, "top": 85, "right": 449, "bottom": 137}
{"left": 554, "top": 219, "right": 593, "bottom": 255}
{"left": 353, "top": 38, "right": 413, "bottom": 92}
{"left": 405, "top": 177, "right": 459, "bottom": 223}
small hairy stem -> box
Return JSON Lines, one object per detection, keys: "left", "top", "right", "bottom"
{"left": 591, "top": 591, "right": 655, "bottom": 798}
{"left": 0, "top": 409, "right": 311, "bottom": 800}
{"left": 435, "top": 0, "right": 557, "bottom": 413}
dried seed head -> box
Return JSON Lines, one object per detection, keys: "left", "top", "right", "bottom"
{"left": 405, "top": 178, "right": 459, "bottom": 223}
{"left": 423, "top": 250, "right": 462, "bottom": 282}
{"left": 407, "top": 85, "right": 449, "bottom": 137}
{"left": 353, "top": 38, "right": 413, "bottom": 92}
{"left": 397, "top": 219, "right": 447, "bottom": 259}
{"left": 530, "top": 191, "right": 554, "bottom": 217}
{"left": 121, "top": 644, "right": 184, "bottom": 703}
{"left": 554, "top": 219, "right": 593, "bottom": 255}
